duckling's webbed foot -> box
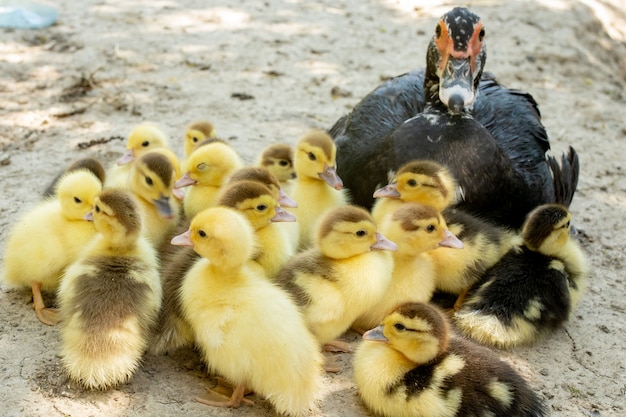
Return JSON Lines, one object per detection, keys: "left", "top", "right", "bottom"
{"left": 31, "top": 282, "right": 60, "bottom": 326}
{"left": 323, "top": 339, "right": 352, "bottom": 353}
{"left": 323, "top": 354, "right": 341, "bottom": 373}
{"left": 196, "top": 383, "right": 254, "bottom": 408}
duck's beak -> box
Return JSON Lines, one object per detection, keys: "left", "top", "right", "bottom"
{"left": 439, "top": 56, "right": 475, "bottom": 114}
{"left": 174, "top": 172, "right": 197, "bottom": 188}
{"left": 362, "top": 325, "right": 388, "bottom": 343}
{"left": 439, "top": 229, "right": 464, "bottom": 249}
{"left": 370, "top": 232, "right": 398, "bottom": 251}
{"left": 83, "top": 210, "right": 94, "bottom": 221}
{"left": 319, "top": 164, "right": 343, "bottom": 190}
{"left": 172, "top": 187, "right": 185, "bottom": 200}
{"left": 373, "top": 183, "right": 400, "bottom": 199}
{"left": 153, "top": 195, "right": 174, "bottom": 219}
{"left": 278, "top": 189, "right": 298, "bottom": 208}
{"left": 171, "top": 230, "right": 193, "bottom": 247}
{"left": 117, "top": 149, "right": 136, "bottom": 165}
{"left": 271, "top": 207, "right": 297, "bottom": 223}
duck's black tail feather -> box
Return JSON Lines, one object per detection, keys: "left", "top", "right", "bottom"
{"left": 549, "top": 146, "right": 579, "bottom": 207}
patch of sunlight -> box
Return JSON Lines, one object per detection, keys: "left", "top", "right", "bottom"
{"left": 533, "top": 0, "right": 571, "bottom": 10}
{"left": 295, "top": 60, "right": 341, "bottom": 76}
{"left": 149, "top": 7, "right": 251, "bottom": 32}
{"left": 578, "top": 0, "right": 626, "bottom": 42}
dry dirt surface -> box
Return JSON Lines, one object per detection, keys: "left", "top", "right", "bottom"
{"left": 1, "top": 0, "right": 625, "bottom": 416}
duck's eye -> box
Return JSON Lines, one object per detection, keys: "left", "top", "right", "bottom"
{"left": 73, "top": 196, "right": 82, "bottom": 204}
{"left": 436, "top": 24, "right": 442, "bottom": 39}
{"left": 279, "top": 160, "right": 289, "bottom": 167}
{"left": 426, "top": 224, "right": 436, "bottom": 233}
{"left": 479, "top": 28, "right": 485, "bottom": 41}
{"left": 198, "top": 230, "right": 207, "bottom": 238}
{"left": 197, "top": 163, "right": 207, "bottom": 171}
{"left": 192, "top": 136, "right": 199, "bottom": 143}
{"left": 307, "top": 152, "right": 317, "bottom": 161}
{"left": 95, "top": 205, "right": 101, "bottom": 213}
{"left": 145, "top": 176, "right": 154, "bottom": 186}
{"left": 407, "top": 179, "right": 418, "bottom": 187}
{"left": 356, "top": 230, "right": 367, "bottom": 237}
{"left": 256, "top": 204, "right": 268, "bottom": 211}
{"left": 394, "top": 323, "right": 406, "bottom": 331}
{"left": 141, "top": 140, "right": 150, "bottom": 147}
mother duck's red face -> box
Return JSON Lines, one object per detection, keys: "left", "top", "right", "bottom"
{"left": 434, "top": 7, "right": 485, "bottom": 113}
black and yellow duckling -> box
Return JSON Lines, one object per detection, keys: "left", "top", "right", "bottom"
{"left": 57, "top": 189, "right": 161, "bottom": 390}
{"left": 331, "top": 7, "right": 579, "bottom": 230}
{"left": 275, "top": 205, "right": 396, "bottom": 362}
{"left": 354, "top": 203, "right": 463, "bottom": 332}
{"left": 183, "top": 120, "right": 217, "bottom": 158}
{"left": 172, "top": 206, "right": 324, "bottom": 413}
{"left": 2, "top": 169, "right": 102, "bottom": 325}
{"left": 354, "top": 302, "right": 548, "bottom": 417}
{"left": 453, "top": 204, "right": 588, "bottom": 348}
{"left": 371, "top": 159, "right": 521, "bottom": 304}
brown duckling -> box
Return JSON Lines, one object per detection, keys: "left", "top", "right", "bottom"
{"left": 453, "top": 204, "right": 588, "bottom": 348}
{"left": 354, "top": 302, "right": 548, "bottom": 417}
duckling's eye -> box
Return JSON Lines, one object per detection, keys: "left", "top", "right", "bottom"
{"left": 95, "top": 205, "right": 101, "bottom": 213}
{"left": 564, "top": 221, "right": 570, "bottom": 229}
{"left": 479, "top": 28, "right": 485, "bottom": 41}
{"left": 307, "top": 152, "right": 317, "bottom": 161}
{"left": 198, "top": 230, "right": 207, "bottom": 238}
{"left": 192, "top": 136, "right": 199, "bottom": 143}
{"left": 73, "top": 196, "right": 82, "bottom": 204}
{"left": 197, "top": 163, "right": 207, "bottom": 171}
{"left": 407, "top": 179, "right": 418, "bottom": 187}
{"left": 145, "top": 176, "right": 154, "bottom": 186}
{"left": 356, "top": 230, "right": 367, "bottom": 237}
{"left": 394, "top": 323, "right": 406, "bottom": 331}
{"left": 279, "top": 160, "right": 289, "bottom": 167}
{"left": 426, "top": 224, "right": 436, "bottom": 233}
{"left": 436, "top": 24, "right": 442, "bottom": 39}
{"left": 141, "top": 140, "right": 150, "bottom": 147}
{"left": 256, "top": 204, "right": 268, "bottom": 212}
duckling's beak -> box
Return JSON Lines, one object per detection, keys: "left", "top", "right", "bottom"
{"left": 175, "top": 172, "right": 197, "bottom": 188}
{"left": 171, "top": 230, "right": 193, "bottom": 247}
{"left": 439, "top": 229, "right": 464, "bottom": 249}
{"left": 153, "top": 195, "right": 174, "bottom": 219}
{"left": 271, "top": 207, "right": 297, "bottom": 223}
{"left": 278, "top": 190, "right": 298, "bottom": 208}
{"left": 173, "top": 188, "right": 185, "bottom": 200}
{"left": 117, "top": 149, "right": 136, "bottom": 165}
{"left": 362, "top": 326, "right": 388, "bottom": 343}
{"left": 439, "top": 56, "right": 475, "bottom": 114}
{"left": 83, "top": 210, "right": 94, "bottom": 222}
{"left": 373, "top": 183, "right": 400, "bottom": 199}
{"left": 319, "top": 164, "right": 343, "bottom": 190}
{"left": 370, "top": 233, "right": 398, "bottom": 251}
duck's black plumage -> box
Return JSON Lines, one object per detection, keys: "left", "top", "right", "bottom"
{"left": 330, "top": 7, "right": 578, "bottom": 229}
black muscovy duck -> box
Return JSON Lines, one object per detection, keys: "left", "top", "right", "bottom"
{"left": 330, "top": 7, "right": 578, "bottom": 229}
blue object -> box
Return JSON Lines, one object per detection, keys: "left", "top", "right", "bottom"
{"left": 0, "top": 1, "right": 58, "bottom": 29}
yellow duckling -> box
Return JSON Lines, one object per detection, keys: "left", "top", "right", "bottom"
{"left": 175, "top": 141, "right": 244, "bottom": 219}
{"left": 127, "top": 151, "right": 180, "bottom": 249}
{"left": 275, "top": 205, "right": 396, "bottom": 358}
{"left": 353, "top": 203, "right": 463, "bottom": 332}
{"left": 226, "top": 165, "right": 298, "bottom": 208}
{"left": 173, "top": 207, "right": 324, "bottom": 413}
{"left": 218, "top": 180, "right": 296, "bottom": 278}
{"left": 106, "top": 122, "right": 170, "bottom": 188}
{"left": 1, "top": 169, "right": 102, "bottom": 325}
{"left": 371, "top": 159, "right": 520, "bottom": 303}
{"left": 354, "top": 302, "right": 548, "bottom": 417}
{"left": 287, "top": 129, "right": 347, "bottom": 250}
{"left": 183, "top": 120, "right": 217, "bottom": 158}
{"left": 256, "top": 142, "right": 296, "bottom": 194}
{"left": 57, "top": 189, "right": 161, "bottom": 390}
{"left": 42, "top": 157, "right": 106, "bottom": 198}
{"left": 371, "top": 159, "right": 459, "bottom": 225}
{"left": 453, "top": 204, "right": 588, "bottom": 348}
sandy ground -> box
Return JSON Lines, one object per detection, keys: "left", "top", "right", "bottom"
{"left": 1, "top": 0, "right": 625, "bottom": 416}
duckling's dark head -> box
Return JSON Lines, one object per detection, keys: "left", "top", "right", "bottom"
{"left": 425, "top": 7, "right": 486, "bottom": 113}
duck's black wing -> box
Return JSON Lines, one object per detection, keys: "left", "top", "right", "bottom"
{"left": 331, "top": 70, "right": 426, "bottom": 208}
